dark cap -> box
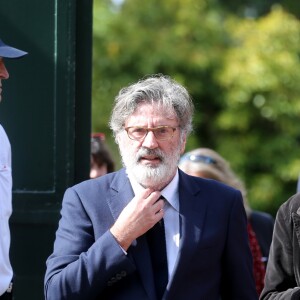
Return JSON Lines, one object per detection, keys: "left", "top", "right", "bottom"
{"left": 0, "top": 39, "right": 28, "bottom": 58}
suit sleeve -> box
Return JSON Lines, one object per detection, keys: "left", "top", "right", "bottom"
{"left": 221, "top": 191, "right": 258, "bottom": 300}
{"left": 44, "top": 187, "right": 136, "bottom": 300}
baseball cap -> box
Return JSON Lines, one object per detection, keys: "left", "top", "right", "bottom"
{"left": 0, "top": 39, "right": 28, "bottom": 58}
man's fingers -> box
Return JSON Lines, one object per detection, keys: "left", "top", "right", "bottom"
{"left": 152, "top": 198, "right": 165, "bottom": 214}
{"left": 146, "top": 191, "right": 162, "bottom": 204}
{"left": 133, "top": 189, "right": 161, "bottom": 206}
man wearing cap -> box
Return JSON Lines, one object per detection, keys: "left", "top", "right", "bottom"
{"left": 0, "top": 39, "right": 27, "bottom": 300}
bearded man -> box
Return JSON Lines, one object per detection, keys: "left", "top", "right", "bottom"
{"left": 44, "top": 75, "right": 257, "bottom": 300}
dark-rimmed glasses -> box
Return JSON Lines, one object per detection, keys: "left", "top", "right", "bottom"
{"left": 180, "top": 154, "right": 217, "bottom": 165}
{"left": 125, "top": 126, "right": 178, "bottom": 141}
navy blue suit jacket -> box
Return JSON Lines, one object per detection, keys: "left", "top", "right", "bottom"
{"left": 45, "top": 168, "right": 258, "bottom": 300}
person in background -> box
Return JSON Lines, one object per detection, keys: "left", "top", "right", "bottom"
{"left": 45, "top": 74, "right": 257, "bottom": 299}
{"left": 179, "top": 147, "right": 274, "bottom": 296}
{"left": 0, "top": 39, "right": 27, "bottom": 300}
{"left": 260, "top": 193, "right": 300, "bottom": 299}
{"left": 90, "top": 133, "right": 115, "bottom": 178}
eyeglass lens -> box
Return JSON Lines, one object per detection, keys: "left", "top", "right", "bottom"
{"left": 126, "top": 126, "right": 175, "bottom": 141}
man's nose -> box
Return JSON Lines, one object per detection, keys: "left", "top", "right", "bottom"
{"left": 141, "top": 130, "right": 159, "bottom": 149}
{"left": 0, "top": 60, "right": 9, "bottom": 79}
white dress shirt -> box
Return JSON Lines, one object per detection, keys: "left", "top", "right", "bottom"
{"left": 127, "top": 169, "right": 180, "bottom": 279}
{"left": 0, "top": 124, "right": 13, "bottom": 295}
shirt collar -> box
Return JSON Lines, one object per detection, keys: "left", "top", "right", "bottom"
{"left": 127, "top": 168, "right": 179, "bottom": 212}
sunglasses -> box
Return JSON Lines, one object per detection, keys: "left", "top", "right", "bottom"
{"left": 180, "top": 154, "right": 217, "bottom": 165}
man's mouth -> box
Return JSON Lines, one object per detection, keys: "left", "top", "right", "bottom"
{"left": 139, "top": 155, "right": 162, "bottom": 164}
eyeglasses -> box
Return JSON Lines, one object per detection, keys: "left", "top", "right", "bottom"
{"left": 180, "top": 154, "right": 217, "bottom": 165}
{"left": 125, "top": 126, "right": 178, "bottom": 141}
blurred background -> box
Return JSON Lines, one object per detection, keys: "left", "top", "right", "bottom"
{"left": 92, "top": 0, "right": 300, "bottom": 217}
{"left": 1, "top": 1, "right": 299, "bottom": 298}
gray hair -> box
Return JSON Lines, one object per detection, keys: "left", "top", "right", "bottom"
{"left": 109, "top": 74, "right": 194, "bottom": 139}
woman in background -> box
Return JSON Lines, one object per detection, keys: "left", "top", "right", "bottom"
{"left": 90, "top": 133, "right": 115, "bottom": 178}
{"left": 179, "top": 147, "right": 274, "bottom": 296}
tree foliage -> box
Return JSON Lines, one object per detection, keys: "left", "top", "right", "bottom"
{"left": 92, "top": 0, "right": 300, "bottom": 216}
{"left": 216, "top": 7, "right": 300, "bottom": 213}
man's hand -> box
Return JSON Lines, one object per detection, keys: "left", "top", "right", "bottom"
{"left": 110, "top": 189, "right": 165, "bottom": 251}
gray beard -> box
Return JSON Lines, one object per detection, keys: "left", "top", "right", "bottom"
{"left": 120, "top": 146, "right": 181, "bottom": 190}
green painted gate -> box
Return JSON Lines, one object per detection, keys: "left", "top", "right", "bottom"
{"left": 0, "top": 0, "right": 93, "bottom": 298}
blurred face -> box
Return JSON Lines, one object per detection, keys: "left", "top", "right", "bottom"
{"left": 117, "top": 103, "right": 187, "bottom": 190}
{"left": 90, "top": 156, "right": 108, "bottom": 179}
{"left": 0, "top": 57, "right": 9, "bottom": 102}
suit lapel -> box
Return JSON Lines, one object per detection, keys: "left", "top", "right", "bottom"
{"left": 107, "top": 169, "right": 133, "bottom": 220}
{"left": 107, "top": 169, "right": 156, "bottom": 300}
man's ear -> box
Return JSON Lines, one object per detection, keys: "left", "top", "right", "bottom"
{"left": 180, "top": 133, "right": 187, "bottom": 154}
{"left": 115, "top": 133, "right": 121, "bottom": 145}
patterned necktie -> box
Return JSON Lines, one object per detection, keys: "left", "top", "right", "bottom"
{"left": 146, "top": 198, "right": 168, "bottom": 299}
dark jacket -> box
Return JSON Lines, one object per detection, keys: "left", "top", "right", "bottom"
{"left": 250, "top": 210, "right": 274, "bottom": 264}
{"left": 45, "top": 168, "right": 258, "bottom": 300}
{"left": 260, "top": 193, "right": 300, "bottom": 299}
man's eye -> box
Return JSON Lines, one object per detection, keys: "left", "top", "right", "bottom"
{"left": 157, "top": 128, "right": 168, "bottom": 134}
{"left": 132, "top": 128, "right": 146, "bottom": 134}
